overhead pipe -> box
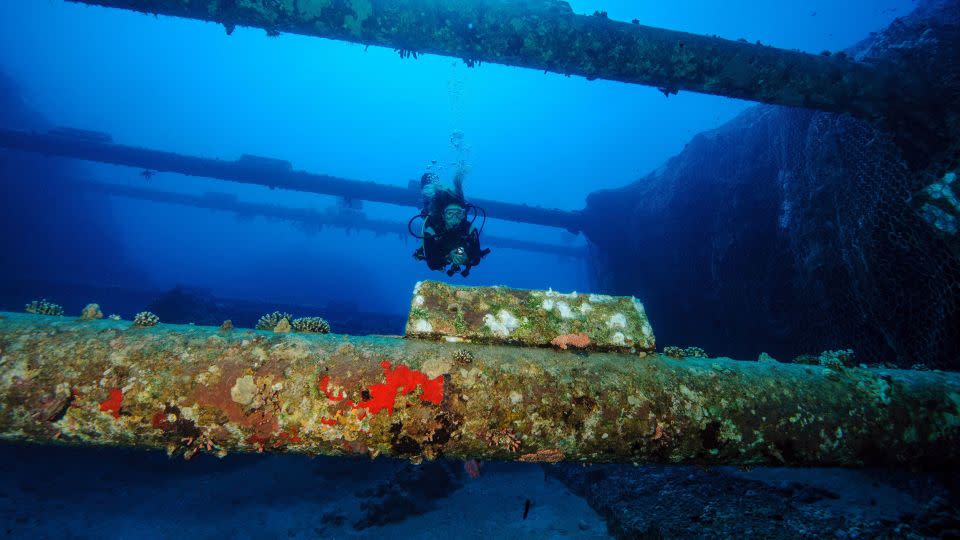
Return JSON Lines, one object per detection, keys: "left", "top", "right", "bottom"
{"left": 0, "top": 127, "right": 584, "bottom": 232}
{"left": 65, "top": 0, "right": 912, "bottom": 120}
{"left": 75, "top": 180, "right": 586, "bottom": 258}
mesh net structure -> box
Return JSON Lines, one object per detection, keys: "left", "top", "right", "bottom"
{"left": 585, "top": 0, "right": 960, "bottom": 368}
{"left": 782, "top": 112, "right": 960, "bottom": 368}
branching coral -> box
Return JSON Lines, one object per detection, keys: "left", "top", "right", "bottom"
{"left": 452, "top": 348, "right": 474, "bottom": 365}
{"left": 794, "top": 349, "right": 855, "bottom": 368}
{"left": 255, "top": 311, "right": 293, "bottom": 331}
{"left": 663, "top": 346, "right": 707, "bottom": 359}
{"left": 25, "top": 299, "right": 64, "bottom": 316}
{"left": 132, "top": 311, "right": 160, "bottom": 328}
{"left": 292, "top": 316, "right": 331, "bottom": 334}
{"left": 818, "top": 349, "right": 855, "bottom": 369}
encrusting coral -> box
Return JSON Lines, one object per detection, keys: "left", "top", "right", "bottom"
{"left": 80, "top": 303, "right": 104, "bottom": 321}
{"left": 25, "top": 299, "right": 64, "bottom": 316}
{"left": 132, "top": 311, "right": 160, "bottom": 328}
{"left": 292, "top": 316, "right": 331, "bottom": 334}
{"left": 273, "top": 318, "right": 292, "bottom": 333}
{"left": 550, "top": 332, "right": 591, "bottom": 350}
{"left": 256, "top": 311, "right": 293, "bottom": 331}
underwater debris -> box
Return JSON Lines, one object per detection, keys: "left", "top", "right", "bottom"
{"left": 663, "top": 346, "right": 707, "bottom": 359}
{"left": 24, "top": 299, "right": 64, "bottom": 316}
{"left": 79, "top": 303, "right": 103, "bottom": 321}
{"left": 292, "top": 316, "right": 330, "bottom": 334}
{"left": 255, "top": 311, "right": 293, "bottom": 331}
{"left": 352, "top": 460, "right": 463, "bottom": 530}
{"left": 132, "top": 311, "right": 160, "bottom": 327}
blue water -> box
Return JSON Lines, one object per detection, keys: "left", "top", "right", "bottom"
{"left": 0, "top": 0, "right": 910, "bottom": 314}
{"left": 1, "top": 1, "right": 949, "bottom": 538}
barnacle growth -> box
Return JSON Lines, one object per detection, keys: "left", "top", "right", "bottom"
{"left": 25, "top": 299, "right": 64, "bottom": 316}
{"left": 132, "top": 311, "right": 160, "bottom": 327}
{"left": 404, "top": 280, "right": 655, "bottom": 353}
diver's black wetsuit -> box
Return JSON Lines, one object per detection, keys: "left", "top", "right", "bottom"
{"left": 413, "top": 172, "right": 489, "bottom": 276}
{"left": 422, "top": 221, "right": 484, "bottom": 275}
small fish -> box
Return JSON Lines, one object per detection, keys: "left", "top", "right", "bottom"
{"left": 464, "top": 459, "right": 481, "bottom": 479}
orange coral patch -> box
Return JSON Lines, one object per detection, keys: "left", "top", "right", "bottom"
{"left": 550, "top": 333, "right": 591, "bottom": 349}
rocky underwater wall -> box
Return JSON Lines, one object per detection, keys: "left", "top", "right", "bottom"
{"left": 583, "top": 0, "right": 960, "bottom": 368}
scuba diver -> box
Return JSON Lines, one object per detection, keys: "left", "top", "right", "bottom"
{"left": 410, "top": 169, "right": 490, "bottom": 277}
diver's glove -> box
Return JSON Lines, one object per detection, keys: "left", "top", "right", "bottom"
{"left": 448, "top": 247, "right": 468, "bottom": 266}
{"left": 413, "top": 247, "right": 426, "bottom": 261}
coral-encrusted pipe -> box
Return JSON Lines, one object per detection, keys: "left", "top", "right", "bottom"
{"left": 65, "top": 0, "right": 908, "bottom": 119}
{"left": 0, "top": 312, "right": 958, "bottom": 467}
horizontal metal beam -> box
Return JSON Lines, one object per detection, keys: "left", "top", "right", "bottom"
{"left": 1, "top": 312, "right": 957, "bottom": 467}
{"left": 66, "top": 0, "right": 907, "bottom": 119}
{"left": 76, "top": 180, "right": 586, "bottom": 258}
{"left": 0, "top": 127, "right": 583, "bottom": 232}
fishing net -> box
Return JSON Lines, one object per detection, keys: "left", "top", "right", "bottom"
{"left": 780, "top": 111, "right": 960, "bottom": 368}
